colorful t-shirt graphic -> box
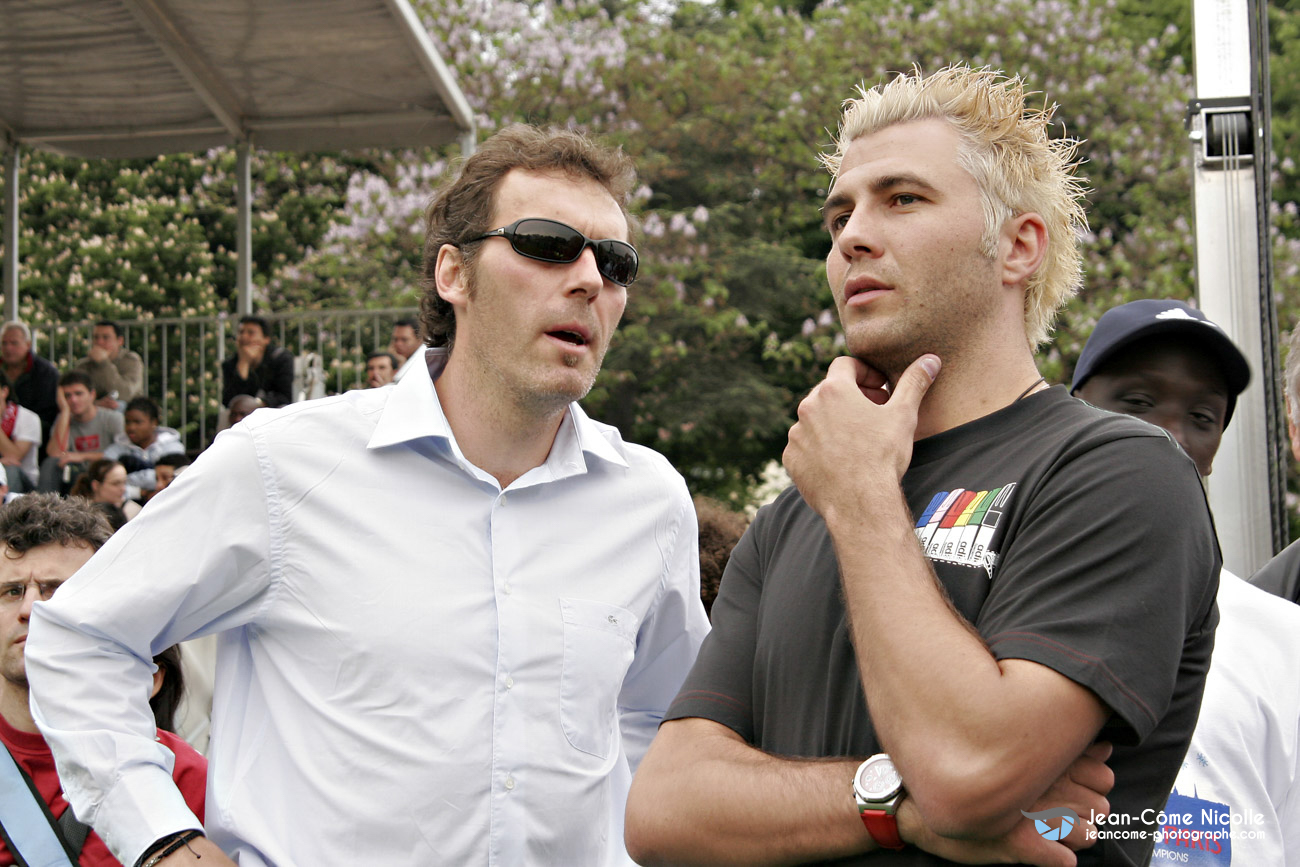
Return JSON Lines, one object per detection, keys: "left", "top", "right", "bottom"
{"left": 914, "top": 484, "right": 1015, "bottom": 574}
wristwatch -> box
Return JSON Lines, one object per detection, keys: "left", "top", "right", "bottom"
{"left": 853, "top": 753, "right": 906, "bottom": 850}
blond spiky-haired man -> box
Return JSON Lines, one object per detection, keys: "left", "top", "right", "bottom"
{"left": 627, "top": 66, "right": 1219, "bottom": 867}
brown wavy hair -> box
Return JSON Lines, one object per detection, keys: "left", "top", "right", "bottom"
{"left": 0, "top": 492, "right": 112, "bottom": 555}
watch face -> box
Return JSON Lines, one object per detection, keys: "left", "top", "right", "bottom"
{"left": 855, "top": 756, "right": 902, "bottom": 800}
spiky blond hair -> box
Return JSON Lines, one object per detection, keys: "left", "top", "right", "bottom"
{"left": 822, "top": 66, "right": 1089, "bottom": 348}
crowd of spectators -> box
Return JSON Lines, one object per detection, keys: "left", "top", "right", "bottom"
{"left": 0, "top": 321, "right": 186, "bottom": 523}
{"left": 0, "top": 314, "right": 426, "bottom": 521}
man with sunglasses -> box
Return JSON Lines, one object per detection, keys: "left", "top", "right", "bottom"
{"left": 25, "top": 125, "right": 708, "bottom": 867}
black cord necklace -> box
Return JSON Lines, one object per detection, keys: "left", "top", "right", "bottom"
{"left": 1014, "top": 376, "right": 1047, "bottom": 402}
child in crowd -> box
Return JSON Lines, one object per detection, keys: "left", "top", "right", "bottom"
{"left": 103, "top": 396, "right": 185, "bottom": 500}
{"left": 149, "top": 452, "right": 191, "bottom": 501}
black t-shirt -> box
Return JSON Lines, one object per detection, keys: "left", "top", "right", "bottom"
{"left": 13, "top": 351, "right": 60, "bottom": 443}
{"left": 1249, "top": 537, "right": 1300, "bottom": 604}
{"left": 668, "top": 387, "right": 1220, "bottom": 866}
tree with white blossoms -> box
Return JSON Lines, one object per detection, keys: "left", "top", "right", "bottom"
{"left": 5, "top": 0, "right": 1300, "bottom": 504}
{"left": 5, "top": 149, "right": 360, "bottom": 324}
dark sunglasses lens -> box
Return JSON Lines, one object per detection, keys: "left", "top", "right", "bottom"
{"left": 509, "top": 219, "right": 637, "bottom": 285}
{"left": 512, "top": 220, "right": 585, "bottom": 262}
{"left": 597, "top": 242, "right": 638, "bottom": 285}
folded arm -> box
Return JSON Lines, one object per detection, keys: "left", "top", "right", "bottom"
{"left": 783, "top": 356, "right": 1214, "bottom": 837}
{"left": 117, "top": 353, "right": 143, "bottom": 400}
{"left": 626, "top": 717, "right": 876, "bottom": 866}
{"left": 625, "top": 717, "right": 1112, "bottom": 866}
{"left": 826, "top": 493, "right": 1108, "bottom": 834}
{"left": 0, "top": 428, "right": 31, "bottom": 463}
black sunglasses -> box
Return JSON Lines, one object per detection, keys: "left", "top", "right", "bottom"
{"left": 467, "top": 218, "right": 638, "bottom": 287}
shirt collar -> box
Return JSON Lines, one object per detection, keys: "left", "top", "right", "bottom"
{"left": 563, "top": 402, "right": 627, "bottom": 469}
{"left": 367, "top": 347, "right": 629, "bottom": 472}
{"left": 367, "top": 347, "right": 454, "bottom": 450}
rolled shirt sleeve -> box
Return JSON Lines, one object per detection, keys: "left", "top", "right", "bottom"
{"left": 618, "top": 489, "right": 710, "bottom": 772}
{"left": 26, "top": 425, "right": 277, "bottom": 866}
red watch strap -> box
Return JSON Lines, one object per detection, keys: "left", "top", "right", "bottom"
{"left": 860, "top": 808, "right": 905, "bottom": 850}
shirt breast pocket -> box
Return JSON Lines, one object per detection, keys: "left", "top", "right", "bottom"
{"left": 558, "top": 597, "right": 639, "bottom": 760}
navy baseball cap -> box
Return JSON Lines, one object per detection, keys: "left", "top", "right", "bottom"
{"left": 1071, "top": 298, "right": 1251, "bottom": 426}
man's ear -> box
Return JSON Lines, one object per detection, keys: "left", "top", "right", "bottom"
{"left": 1000, "top": 212, "right": 1048, "bottom": 289}
{"left": 435, "top": 244, "right": 470, "bottom": 308}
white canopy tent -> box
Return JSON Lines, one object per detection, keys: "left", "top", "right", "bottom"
{"left": 0, "top": 0, "right": 476, "bottom": 318}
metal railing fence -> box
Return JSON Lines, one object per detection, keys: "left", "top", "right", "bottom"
{"left": 32, "top": 308, "right": 419, "bottom": 453}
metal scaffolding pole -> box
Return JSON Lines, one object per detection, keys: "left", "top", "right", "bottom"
{"left": 1190, "top": 0, "right": 1285, "bottom": 575}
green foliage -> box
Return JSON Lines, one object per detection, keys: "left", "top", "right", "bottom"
{"left": 1110, "top": 0, "right": 1193, "bottom": 66}
{"left": 592, "top": 217, "right": 832, "bottom": 501}
{"left": 1271, "top": 1, "right": 1300, "bottom": 234}
{"left": 12, "top": 154, "right": 220, "bottom": 323}
{"left": 5, "top": 0, "right": 1300, "bottom": 507}
{"left": 263, "top": 155, "right": 451, "bottom": 311}
{"left": 594, "top": 0, "right": 1216, "bottom": 499}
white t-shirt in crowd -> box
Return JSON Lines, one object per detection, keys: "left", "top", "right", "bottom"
{"left": 9, "top": 404, "right": 41, "bottom": 487}
{"left": 1150, "top": 570, "right": 1300, "bottom": 865}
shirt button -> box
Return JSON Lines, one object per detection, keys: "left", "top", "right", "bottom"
{"left": 499, "top": 494, "right": 508, "bottom": 507}
{"left": 505, "top": 776, "right": 516, "bottom": 791}
{"left": 503, "top": 583, "right": 512, "bottom": 595}
{"left": 505, "top": 675, "right": 514, "bottom": 689}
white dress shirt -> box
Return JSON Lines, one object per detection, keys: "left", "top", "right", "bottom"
{"left": 392, "top": 346, "right": 423, "bottom": 383}
{"left": 1150, "top": 571, "right": 1300, "bottom": 864}
{"left": 27, "top": 350, "right": 709, "bottom": 866}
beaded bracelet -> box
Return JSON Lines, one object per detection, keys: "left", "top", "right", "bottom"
{"left": 138, "top": 830, "right": 204, "bottom": 867}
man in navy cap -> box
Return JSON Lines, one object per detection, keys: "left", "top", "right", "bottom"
{"left": 1071, "top": 298, "right": 1250, "bottom": 478}
{"left": 1073, "top": 297, "right": 1300, "bottom": 864}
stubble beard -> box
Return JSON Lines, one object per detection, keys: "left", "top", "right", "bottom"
{"left": 518, "top": 348, "right": 601, "bottom": 417}
{"left": 472, "top": 334, "right": 605, "bottom": 422}
{"left": 848, "top": 331, "right": 929, "bottom": 382}
{"left": 844, "top": 260, "right": 1001, "bottom": 382}
{"left": 1, "top": 652, "right": 26, "bottom": 691}
{"left": 460, "top": 264, "right": 608, "bottom": 420}
{"left": 844, "top": 305, "right": 950, "bottom": 383}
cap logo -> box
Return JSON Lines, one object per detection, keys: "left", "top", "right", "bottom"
{"left": 1156, "top": 307, "right": 1223, "bottom": 331}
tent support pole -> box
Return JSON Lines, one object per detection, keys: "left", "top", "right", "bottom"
{"left": 236, "top": 140, "right": 253, "bottom": 315}
{"left": 3, "top": 144, "right": 18, "bottom": 323}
